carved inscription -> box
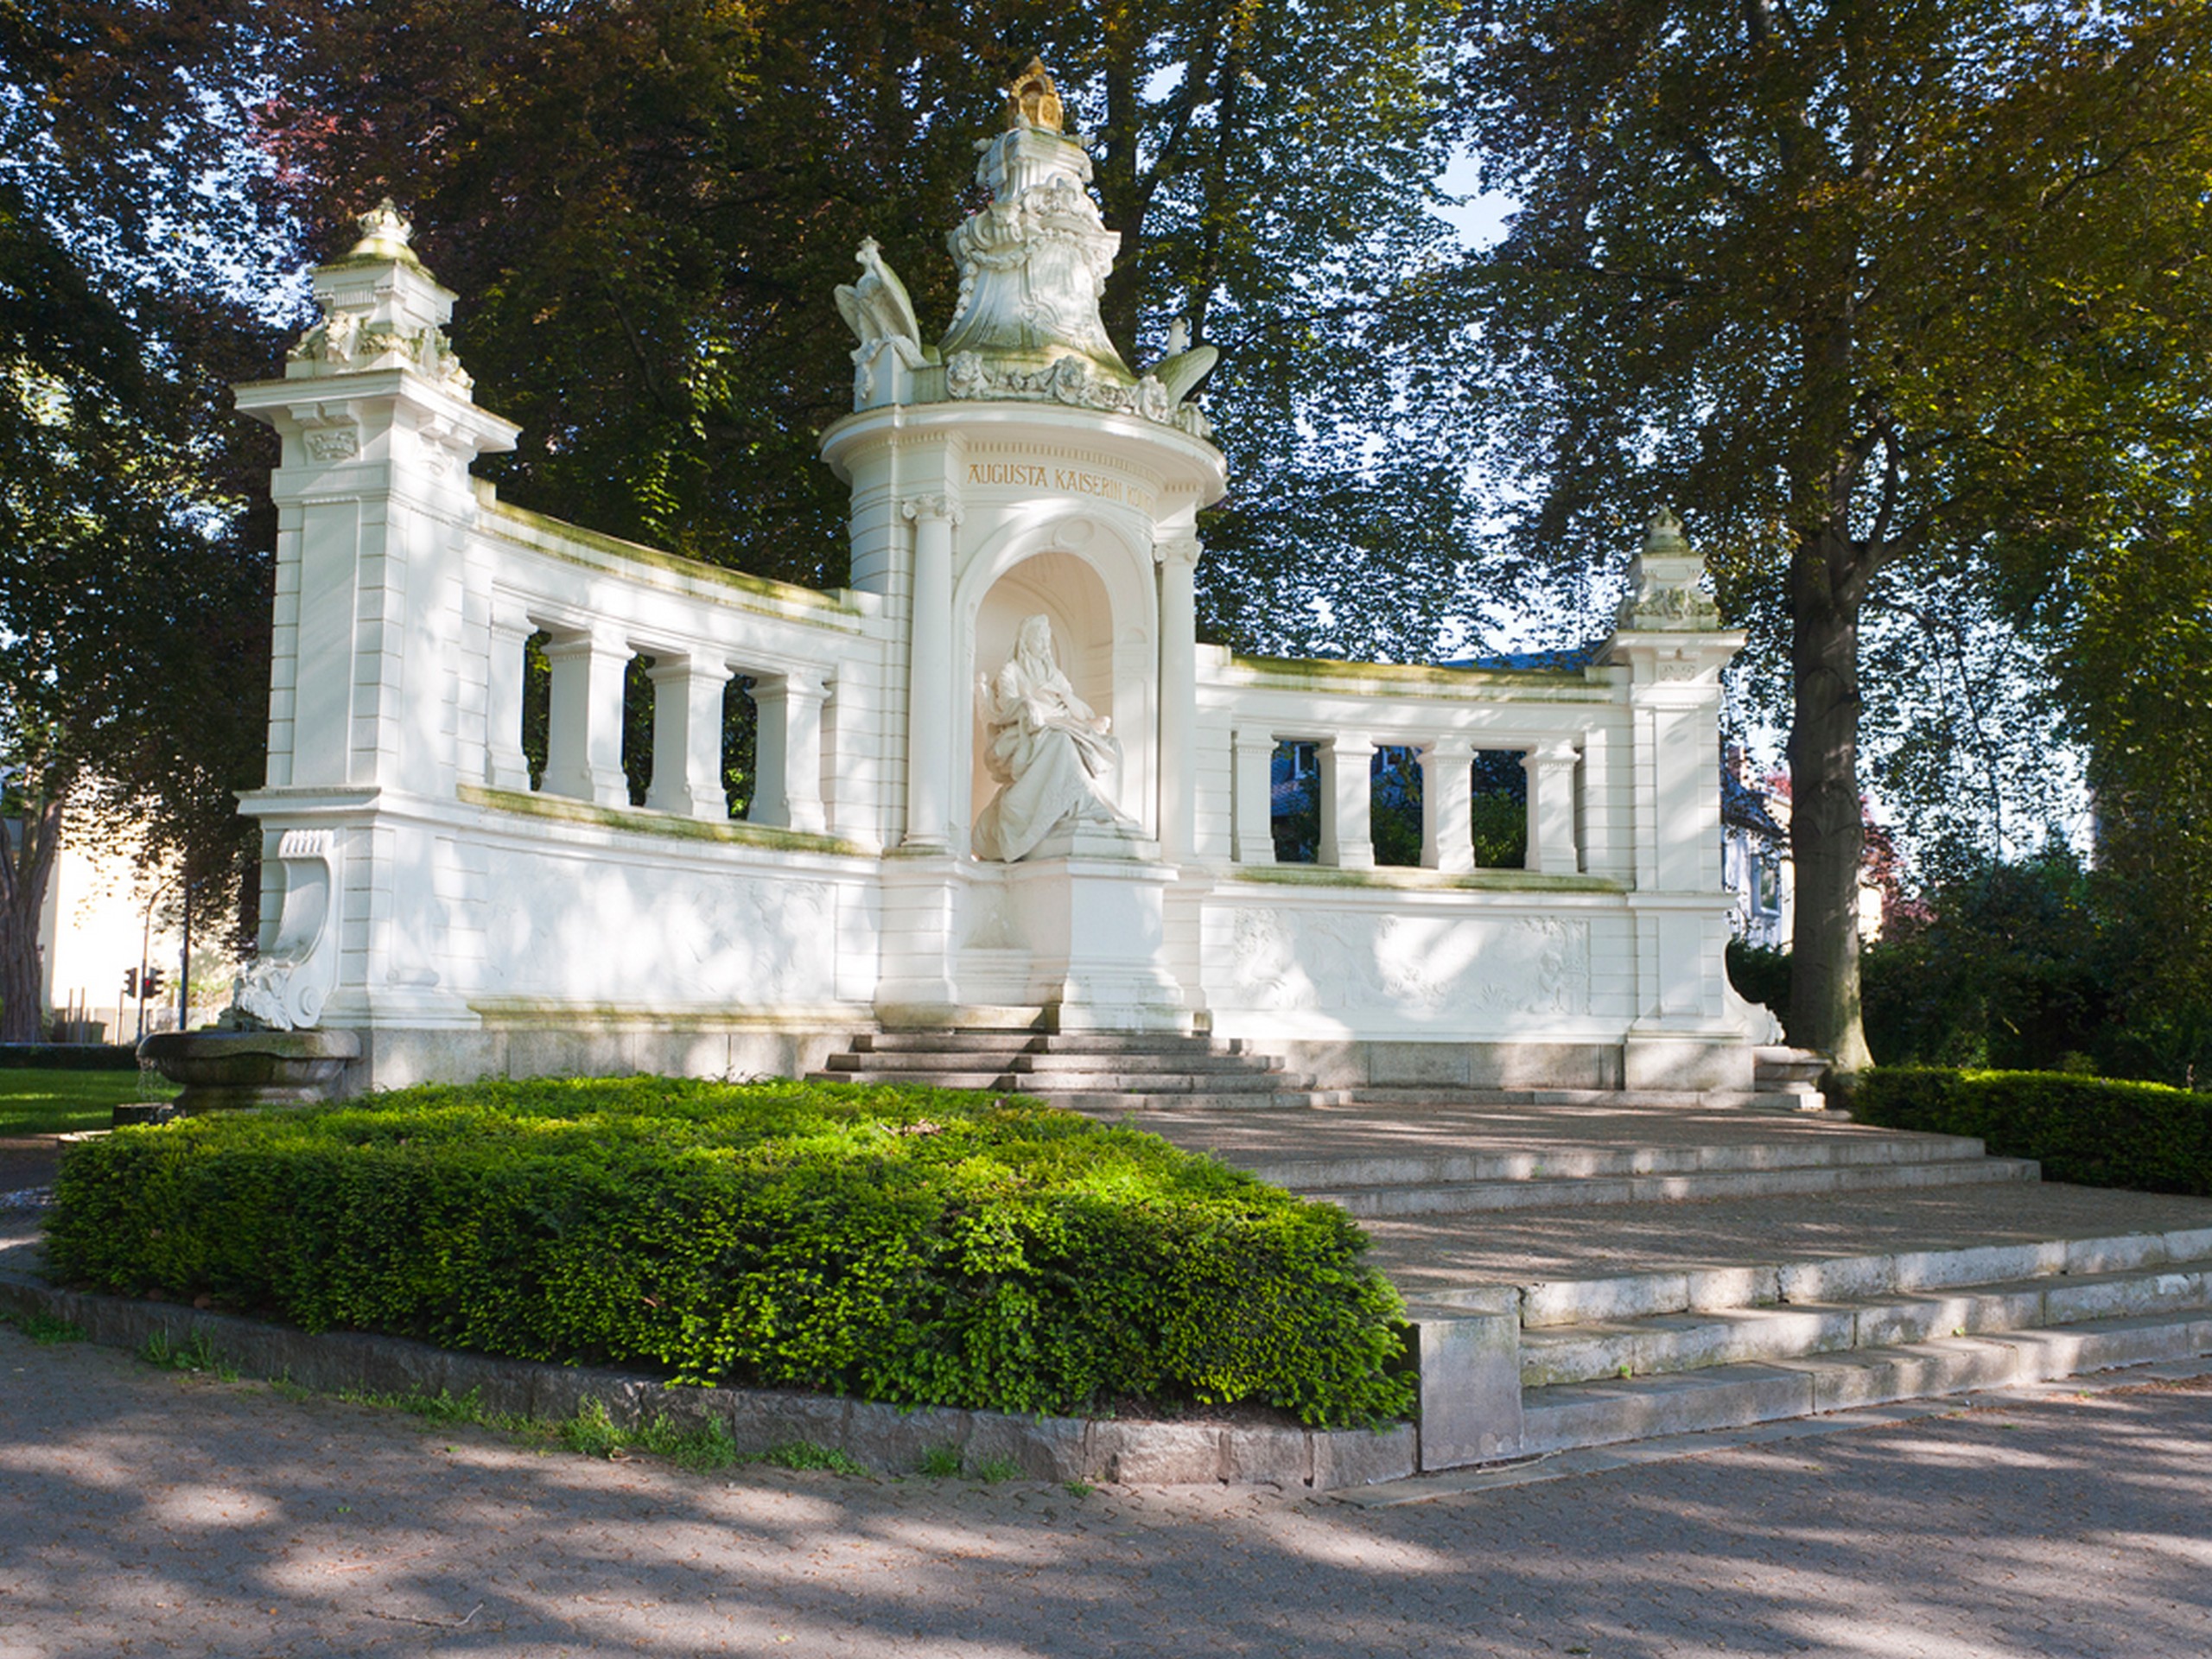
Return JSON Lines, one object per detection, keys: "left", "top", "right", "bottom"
{"left": 965, "top": 457, "right": 1154, "bottom": 512}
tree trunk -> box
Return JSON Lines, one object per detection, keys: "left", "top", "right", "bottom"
{"left": 0, "top": 792, "right": 63, "bottom": 1044}
{"left": 1787, "top": 526, "right": 1876, "bottom": 1072}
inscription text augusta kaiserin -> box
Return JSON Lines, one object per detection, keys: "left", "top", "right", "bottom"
{"left": 965, "top": 458, "right": 1154, "bottom": 512}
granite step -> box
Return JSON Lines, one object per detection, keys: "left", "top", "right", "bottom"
{"left": 825, "top": 1050, "right": 1284, "bottom": 1077}
{"left": 809, "top": 1066, "right": 1294, "bottom": 1094}
{"left": 1309, "top": 1154, "right": 2039, "bottom": 1217}
{"left": 1515, "top": 1311, "right": 2212, "bottom": 1456}
{"left": 1519, "top": 1257, "right": 2212, "bottom": 1387}
{"left": 1058, "top": 1090, "right": 1349, "bottom": 1114}
{"left": 1244, "top": 1128, "right": 1993, "bottom": 1194}
{"left": 857, "top": 1032, "right": 1263, "bottom": 1057}
{"left": 1346, "top": 1085, "right": 1832, "bottom": 1115}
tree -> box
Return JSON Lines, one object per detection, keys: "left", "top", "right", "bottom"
{"left": 1, "top": 4, "right": 284, "bottom": 1039}
{"left": 262, "top": 0, "right": 1475, "bottom": 658}
{"left": 1458, "top": 1, "right": 2212, "bottom": 1069}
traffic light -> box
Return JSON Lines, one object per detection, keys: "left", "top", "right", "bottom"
{"left": 143, "top": 968, "right": 166, "bottom": 1000}
{"left": 123, "top": 968, "right": 139, "bottom": 998}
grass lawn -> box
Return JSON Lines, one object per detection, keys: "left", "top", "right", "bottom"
{"left": 0, "top": 1069, "right": 177, "bottom": 1136}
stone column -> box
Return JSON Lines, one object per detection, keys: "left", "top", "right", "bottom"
{"left": 1418, "top": 737, "right": 1477, "bottom": 874}
{"left": 1232, "top": 723, "right": 1278, "bottom": 866}
{"left": 751, "top": 671, "right": 832, "bottom": 833}
{"left": 541, "top": 626, "right": 630, "bottom": 806}
{"left": 1154, "top": 531, "right": 1203, "bottom": 860}
{"left": 645, "top": 656, "right": 732, "bottom": 819}
{"left": 1523, "top": 741, "right": 1581, "bottom": 874}
{"left": 1319, "top": 734, "right": 1376, "bottom": 870}
{"left": 900, "top": 494, "right": 963, "bottom": 851}
{"left": 483, "top": 606, "right": 536, "bottom": 791}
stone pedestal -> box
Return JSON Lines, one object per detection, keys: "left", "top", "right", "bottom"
{"left": 138, "top": 1029, "right": 364, "bottom": 1115}
{"left": 1004, "top": 827, "right": 1185, "bottom": 1033}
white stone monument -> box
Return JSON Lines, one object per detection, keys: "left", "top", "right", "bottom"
{"left": 226, "top": 63, "right": 1768, "bottom": 1094}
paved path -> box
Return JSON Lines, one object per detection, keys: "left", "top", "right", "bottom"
{"left": 5, "top": 1322, "right": 2209, "bottom": 1658}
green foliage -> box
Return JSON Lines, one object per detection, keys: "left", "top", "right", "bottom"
{"left": 47, "top": 1077, "right": 1413, "bottom": 1427}
{"left": 138, "top": 1329, "right": 234, "bottom": 1378}
{"left": 1459, "top": 2, "right": 2212, "bottom": 1065}
{"left": 3, "top": 1310, "right": 86, "bottom": 1344}
{"left": 3, "top": 16, "right": 290, "bottom": 1009}
{"left": 761, "top": 1440, "right": 866, "bottom": 1476}
{"left": 916, "top": 1443, "right": 963, "bottom": 1478}
{"left": 1847, "top": 1068, "right": 2212, "bottom": 1198}
{"left": 267, "top": 1, "right": 1476, "bottom": 660}
{"left": 1726, "top": 943, "right": 1792, "bottom": 1036}
{"left": 1851, "top": 851, "right": 2212, "bottom": 1086}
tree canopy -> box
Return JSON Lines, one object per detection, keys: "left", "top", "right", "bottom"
{"left": 1457, "top": 0, "right": 2212, "bottom": 1066}
{"left": 263, "top": 0, "right": 1477, "bottom": 659}
{"left": 1, "top": 2, "right": 286, "bottom": 1036}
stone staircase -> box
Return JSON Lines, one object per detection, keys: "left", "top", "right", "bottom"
{"left": 806, "top": 1042, "right": 2212, "bottom": 1472}
{"left": 1505, "top": 1228, "right": 2212, "bottom": 1456}
{"left": 1137, "top": 1095, "right": 2212, "bottom": 1474}
{"left": 1247, "top": 1127, "right": 2037, "bottom": 1217}
{"left": 808, "top": 1030, "right": 1345, "bottom": 1112}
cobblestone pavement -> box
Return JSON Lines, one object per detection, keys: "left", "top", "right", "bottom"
{"left": 4, "top": 1323, "right": 2209, "bottom": 1659}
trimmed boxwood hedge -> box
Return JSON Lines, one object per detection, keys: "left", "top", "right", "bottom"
{"left": 1846, "top": 1067, "right": 2212, "bottom": 1197}
{"left": 45, "top": 1077, "right": 1413, "bottom": 1427}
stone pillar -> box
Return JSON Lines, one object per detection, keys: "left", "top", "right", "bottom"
{"left": 541, "top": 626, "right": 630, "bottom": 806}
{"left": 1523, "top": 741, "right": 1581, "bottom": 875}
{"left": 1319, "top": 734, "right": 1376, "bottom": 870}
{"left": 751, "top": 671, "right": 832, "bottom": 833}
{"left": 483, "top": 606, "right": 536, "bottom": 791}
{"left": 1418, "top": 738, "right": 1477, "bottom": 874}
{"left": 900, "top": 494, "right": 962, "bottom": 851}
{"left": 1232, "top": 724, "right": 1277, "bottom": 866}
{"left": 645, "top": 656, "right": 732, "bottom": 819}
{"left": 1154, "top": 531, "right": 1202, "bottom": 860}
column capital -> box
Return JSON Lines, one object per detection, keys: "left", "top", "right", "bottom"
{"left": 1525, "top": 740, "right": 1580, "bottom": 767}
{"left": 901, "top": 493, "right": 965, "bottom": 528}
{"left": 1152, "top": 530, "right": 1204, "bottom": 569}
{"left": 1417, "top": 734, "right": 1478, "bottom": 764}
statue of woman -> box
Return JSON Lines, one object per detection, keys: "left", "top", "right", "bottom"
{"left": 972, "top": 614, "right": 1134, "bottom": 861}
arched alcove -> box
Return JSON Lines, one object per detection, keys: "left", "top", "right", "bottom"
{"left": 955, "top": 512, "right": 1158, "bottom": 849}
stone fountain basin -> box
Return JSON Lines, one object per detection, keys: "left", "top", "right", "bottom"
{"left": 137, "top": 1029, "right": 362, "bottom": 1115}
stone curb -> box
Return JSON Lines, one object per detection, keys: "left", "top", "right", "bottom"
{"left": 0, "top": 1271, "right": 1414, "bottom": 1491}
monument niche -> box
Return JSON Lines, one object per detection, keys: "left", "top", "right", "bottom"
{"left": 973, "top": 615, "right": 1138, "bottom": 862}
{"left": 218, "top": 59, "right": 1767, "bottom": 1095}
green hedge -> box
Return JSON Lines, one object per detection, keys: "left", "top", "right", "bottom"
{"left": 1846, "top": 1067, "right": 2212, "bottom": 1197}
{"left": 46, "top": 1077, "right": 1413, "bottom": 1427}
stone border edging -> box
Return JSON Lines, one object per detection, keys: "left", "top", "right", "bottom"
{"left": 0, "top": 1271, "right": 1414, "bottom": 1490}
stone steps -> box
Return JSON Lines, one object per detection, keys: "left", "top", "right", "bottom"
{"left": 1347, "top": 1084, "right": 1837, "bottom": 1116}
{"left": 809, "top": 1029, "right": 1338, "bottom": 1113}
{"left": 851, "top": 1032, "right": 1264, "bottom": 1058}
{"left": 825, "top": 1050, "right": 1287, "bottom": 1077}
{"left": 1407, "top": 1217, "right": 2212, "bottom": 1470}
{"left": 1519, "top": 1258, "right": 2212, "bottom": 1388}
{"left": 1515, "top": 1313, "right": 2212, "bottom": 1456}
{"left": 1752, "top": 1045, "right": 1831, "bottom": 1112}
{"left": 1246, "top": 1125, "right": 1996, "bottom": 1203}
{"left": 1309, "top": 1154, "right": 2039, "bottom": 1217}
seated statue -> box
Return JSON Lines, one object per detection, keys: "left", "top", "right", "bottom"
{"left": 972, "top": 614, "right": 1135, "bottom": 861}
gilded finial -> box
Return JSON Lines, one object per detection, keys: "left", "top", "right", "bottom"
{"left": 1006, "top": 57, "right": 1065, "bottom": 132}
